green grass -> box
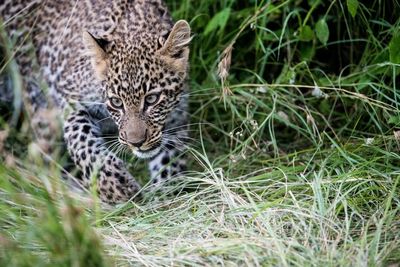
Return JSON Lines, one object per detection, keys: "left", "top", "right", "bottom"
{"left": 1, "top": 0, "right": 400, "bottom": 266}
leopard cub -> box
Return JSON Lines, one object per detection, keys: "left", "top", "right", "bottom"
{"left": 0, "top": 0, "right": 191, "bottom": 203}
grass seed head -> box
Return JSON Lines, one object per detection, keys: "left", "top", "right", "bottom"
{"left": 217, "top": 44, "right": 234, "bottom": 96}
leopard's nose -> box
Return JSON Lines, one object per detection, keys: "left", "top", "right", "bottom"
{"left": 122, "top": 129, "right": 148, "bottom": 148}
{"left": 128, "top": 137, "right": 146, "bottom": 148}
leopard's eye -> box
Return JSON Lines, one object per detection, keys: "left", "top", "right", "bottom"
{"left": 109, "top": 97, "right": 123, "bottom": 109}
{"left": 145, "top": 93, "right": 160, "bottom": 105}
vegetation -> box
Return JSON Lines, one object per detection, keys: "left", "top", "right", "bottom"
{"left": 1, "top": 0, "right": 400, "bottom": 266}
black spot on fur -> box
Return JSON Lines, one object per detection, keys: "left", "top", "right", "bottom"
{"left": 82, "top": 125, "right": 91, "bottom": 134}
{"left": 161, "top": 156, "right": 169, "bottom": 165}
{"left": 76, "top": 118, "right": 89, "bottom": 124}
{"left": 85, "top": 165, "right": 90, "bottom": 175}
{"left": 179, "top": 164, "right": 186, "bottom": 172}
{"left": 165, "top": 143, "right": 174, "bottom": 150}
{"left": 80, "top": 135, "right": 86, "bottom": 142}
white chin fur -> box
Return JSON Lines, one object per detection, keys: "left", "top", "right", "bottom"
{"left": 133, "top": 146, "right": 161, "bottom": 159}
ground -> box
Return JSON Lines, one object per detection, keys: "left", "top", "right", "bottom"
{"left": 0, "top": 0, "right": 399, "bottom": 266}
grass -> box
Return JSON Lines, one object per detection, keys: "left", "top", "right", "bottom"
{"left": 1, "top": 0, "right": 400, "bottom": 266}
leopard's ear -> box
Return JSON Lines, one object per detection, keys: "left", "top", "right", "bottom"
{"left": 159, "top": 20, "right": 191, "bottom": 72}
{"left": 83, "top": 31, "right": 109, "bottom": 80}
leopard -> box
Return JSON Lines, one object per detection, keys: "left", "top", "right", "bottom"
{"left": 0, "top": 0, "right": 191, "bottom": 204}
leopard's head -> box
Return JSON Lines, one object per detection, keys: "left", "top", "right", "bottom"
{"left": 83, "top": 20, "right": 191, "bottom": 158}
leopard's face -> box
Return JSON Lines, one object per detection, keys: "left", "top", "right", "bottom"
{"left": 83, "top": 21, "right": 190, "bottom": 158}
{"left": 105, "top": 38, "right": 186, "bottom": 158}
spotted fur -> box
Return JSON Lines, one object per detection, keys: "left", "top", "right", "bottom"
{"left": 0, "top": 0, "right": 191, "bottom": 203}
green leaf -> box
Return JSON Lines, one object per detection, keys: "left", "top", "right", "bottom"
{"left": 299, "top": 43, "right": 315, "bottom": 61}
{"left": 204, "top": 8, "right": 231, "bottom": 36}
{"left": 307, "top": 0, "right": 319, "bottom": 6}
{"left": 298, "top": 25, "right": 314, "bottom": 42}
{"left": 319, "top": 99, "right": 331, "bottom": 114}
{"left": 315, "top": 19, "right": 329, "bottom": 45}
{"left": 347, "top": 0, "right": 359, "bottom": 17}
{"left": 357, "top": 77, "right": 371, "bottom": 91}
{"left": 388, "top": 115, "right": 400, "bottom": 125}
{"left": 389, "top": 34, "right": 400, "bottom": 64}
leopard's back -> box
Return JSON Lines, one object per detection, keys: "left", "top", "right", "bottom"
{"left": 1, "top": 0, "right": 174, "bottom": 106}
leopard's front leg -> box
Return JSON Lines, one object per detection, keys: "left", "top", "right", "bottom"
{"left": 148, "top": 111, "right": 189, "bottom": 186}
{"left": 64, "top": 108, "right": 140, "bottom": 204}
{"left": 149, "top": 146, "right": 187, "bottom": 186}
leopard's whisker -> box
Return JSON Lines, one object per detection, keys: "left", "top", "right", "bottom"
{"left": 105, "top": 140, "right": 121, "bottom": 154}
{"left": 162, "top": 137, "right": 190, "bottom": 151}
{"left": 102, "top": 139, "right": 119, "bottom": 146}
{"left": 121, "top": 147, "right": 127, "bottom": 163}
{"left": 70, "top": 100, "right": 107, "bottom": 106}
{"left": 95, "top": 116, "right": 113, "bottom": 124}
{"left": 163, "top": 133, "right": 197, "bottom": 145}
{"left": 101, "top": 136, "right": 119, "bottom": 140}
{"left": 179, "top": 89, "right": 216, "bottom": 97}
{"left": 165, "top": 121, "right": 210, "bottom": 129}
{"left": 113, "top": 143, "right": 124, "bottom": 158}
